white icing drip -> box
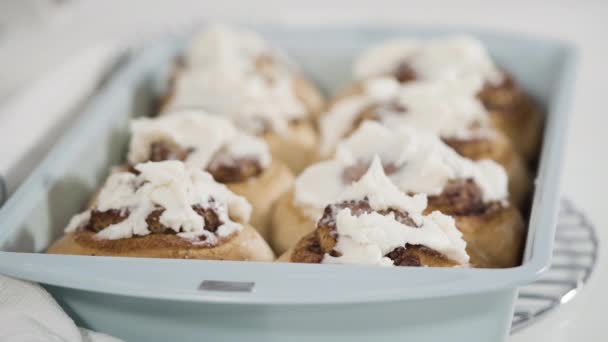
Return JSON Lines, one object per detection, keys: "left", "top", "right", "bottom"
{"left": 335, "top": 157, "right": 427, "bottom": 226}
{"left": 164, "top": 25, "right": 306, "bottom": 135}
{"left": 128, "top": 109, "right": 271, "bottom": 171}
{"left": 65, "top": 211, "right": 91, "bottom": 232}
{"left": 341, "top": 122, "right": 508, "bottom": 201}
{"left": 319, "top": 95, "right": 374, "bottom": 156}
{"left": 295, "top": 122, "right": 508, "bottom": 220}
{"left": 65, "top": 161, "right": 252, "bottom": 243}
{"left": 319, "top": 77, "right": 490, "bottom": 156}
{"left": 322, "top": 209, "right": 469, "bottom": 266}
{"left": 294, "top": 160, "right": 345, "bottom": 220}
{"left": 319, "top": 158, "right": 469, "bottom": 266}
{"left": 354, "top": 35, "right": 504, "bottom": 87}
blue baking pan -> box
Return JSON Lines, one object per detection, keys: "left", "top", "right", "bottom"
{"left": 0, "top": 27, "right": 577, "bottom": 341}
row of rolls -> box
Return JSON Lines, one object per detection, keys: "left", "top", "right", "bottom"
{"left": 49, "top": 25, "right": 543, "bottom": 269}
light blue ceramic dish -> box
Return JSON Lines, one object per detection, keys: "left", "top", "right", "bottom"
{"left": 0, "top": 27, "right": 577, "bottom": 341}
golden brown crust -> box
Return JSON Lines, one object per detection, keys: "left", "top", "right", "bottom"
{"left": 270, "top": 189, "right": 317, "bottom": 254}
{"left": 288, "top": 232, "right": 324, "bottom": 263}
{"left": 277, "top": 247, "right": 295, "bottom": 263}
{"left": 47, "top": 224, "right": 275, "bottom": 262}
{"left": 478, "top": 77, "right": 543, "bottom": 162}
{"left": 263, "top": 120, "right": 319, "bottom": 174}
{"left": 444, "top": 131, "right": 530, "bottom": 209}
{"left": 227, "top": 160, "right": 294, "bottom": 241}
{"left": 255, "top": 54, "right": 325, "bottom": 120}
{"left": 427, "top": 179, "right": 488, "bottom": 216}
{"left": 424, "top": 203, "right": 525, "bottom": 268}
{"left": 293, "top": 76, "right": 326, "bottom": 120}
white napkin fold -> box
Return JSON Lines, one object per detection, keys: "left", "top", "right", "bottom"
{"left": 0, "top": 275, "right": 124, "bottom": 342}
{"left": 0, "top": 43, "right": 125, "bottom": 342}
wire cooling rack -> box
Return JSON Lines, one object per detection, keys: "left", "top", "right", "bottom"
{"left": 511, "top": 199, "right": 599, "bottom": 333}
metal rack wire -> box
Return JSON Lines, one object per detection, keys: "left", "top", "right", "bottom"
{"left": 511, "top": 199, "right": 599, "bottom": 333}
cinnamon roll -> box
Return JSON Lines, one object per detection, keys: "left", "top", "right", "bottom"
{"left": 319, "top": 77, "right": 530, "bottom": 207}
{"left": 125, "top": 109, "right": 294, "bottom": 240}
{"left": 274, "top": 122, "right": 524, "bottom": 267}
{"left": 352, "top": 35, "right": 542, "bottom": 161}
{"left": 161, "top": 25, "right": 324, "bottom": 173}
{"left": 477, "top": 73, "right": 543, "bottom": 162}
{"left": 279, "top": 157, "right": 470, "bottom": 267}
{"left": 48, "top": 161, "right": 275, "bottom": 261}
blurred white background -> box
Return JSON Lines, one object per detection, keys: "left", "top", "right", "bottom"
{"left": 0, "top": 1, "right": 606, "bottom": 340}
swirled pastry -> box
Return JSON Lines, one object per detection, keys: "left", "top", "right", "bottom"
{"left": 279, "top": 157, "right": 469, "bottom": 267}
{"left": 161, "top": 25, "right": 324, "bottom": 173}
{"left": 125, "top": 109, "right": 293, "bottom": 240}
{"left": 319, "top": 77, "right": 530, "bottom": 207}
{"left": 48, "top": 161, "right": 274, "bottom": 261}
{"left": 352, "top": 35, "right": 542, "bottom": 161}
{"left": 274, "top": 122, "right": 524, "bottom": 267}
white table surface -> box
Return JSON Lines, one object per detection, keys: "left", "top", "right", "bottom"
{"left": 0, "top": 1, "right": 606, "bottom": 340}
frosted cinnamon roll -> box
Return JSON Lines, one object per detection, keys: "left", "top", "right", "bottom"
{"left": 125, "top": 109, "right": 293, "bottom": 240}
{"left": 48, "top": 161, "right": 274, "bottom": 261}
{"left": 352, "top": 35, "right": 542, "bottom": 161}
{"left": 279, "top": 157, "right": 470, "bottom": 267}
{"left": 274, "top": 122, "right": 524, "bottom": 267}
{"left": 319, "top": 77, "right": 529, "bottom": 207}
{"left": 161, "top": 25, "right": 324, "bottom": 173}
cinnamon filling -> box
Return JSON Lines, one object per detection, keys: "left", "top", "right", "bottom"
{"left": 427, "top": 179, "right": 500, "bottom": 216}
{"left": 315, "top": 198, "right": 420, "bottom": 257}
{"left": 393, "top": 62, "right": 417, "bottom": 83}
{"left": 138, "top": 140, "right": 264, "bottom": 183}
{"left": 83, "top": 204, "right": 223, "bottom": 238}
{"left": 385, "top": 245, "right": 445, "bottom": 266}
{"left": 148, "top": 142, "right": 191, "bottom": 162}
{"left": 292, "top": 198, "right": 432, "bottom": 265}
{"left": 206, "top": 158, "right": 263, "bottom": 183}
{"left": 347, "top": 101, "right": 408, "bottom": 138}
{"left": 342, "top": 160, "right": 400, "bottom": 183}
{"left": 87, "top": 209, "right": 129, "bottom": 233}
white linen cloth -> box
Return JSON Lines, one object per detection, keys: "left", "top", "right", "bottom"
{"left": 0, "top": 44, "right": 124, "bottom": 341}
{"left": 0, "top": 275, "right": 123, "bottom": 342}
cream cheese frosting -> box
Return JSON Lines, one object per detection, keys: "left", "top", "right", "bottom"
{"left": 128, "top": 109, "right": 271, "bottom": 171}
{"left": 296, "top": 121, "right": 508, "bottom": 220}
{"left": 65, "top": 161, "right": 252, "bottom": 244}
{"left": 319, "top": 77, "right": 491, "bottom": 156}
{"left": 164, "top": 25, "right": 306, "bottom": 135}
{"left": 354, "top": 35, "right": 504, "bottom": 87}
{"left": 321, "top": 157, "right": 469, "bottom": 266}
